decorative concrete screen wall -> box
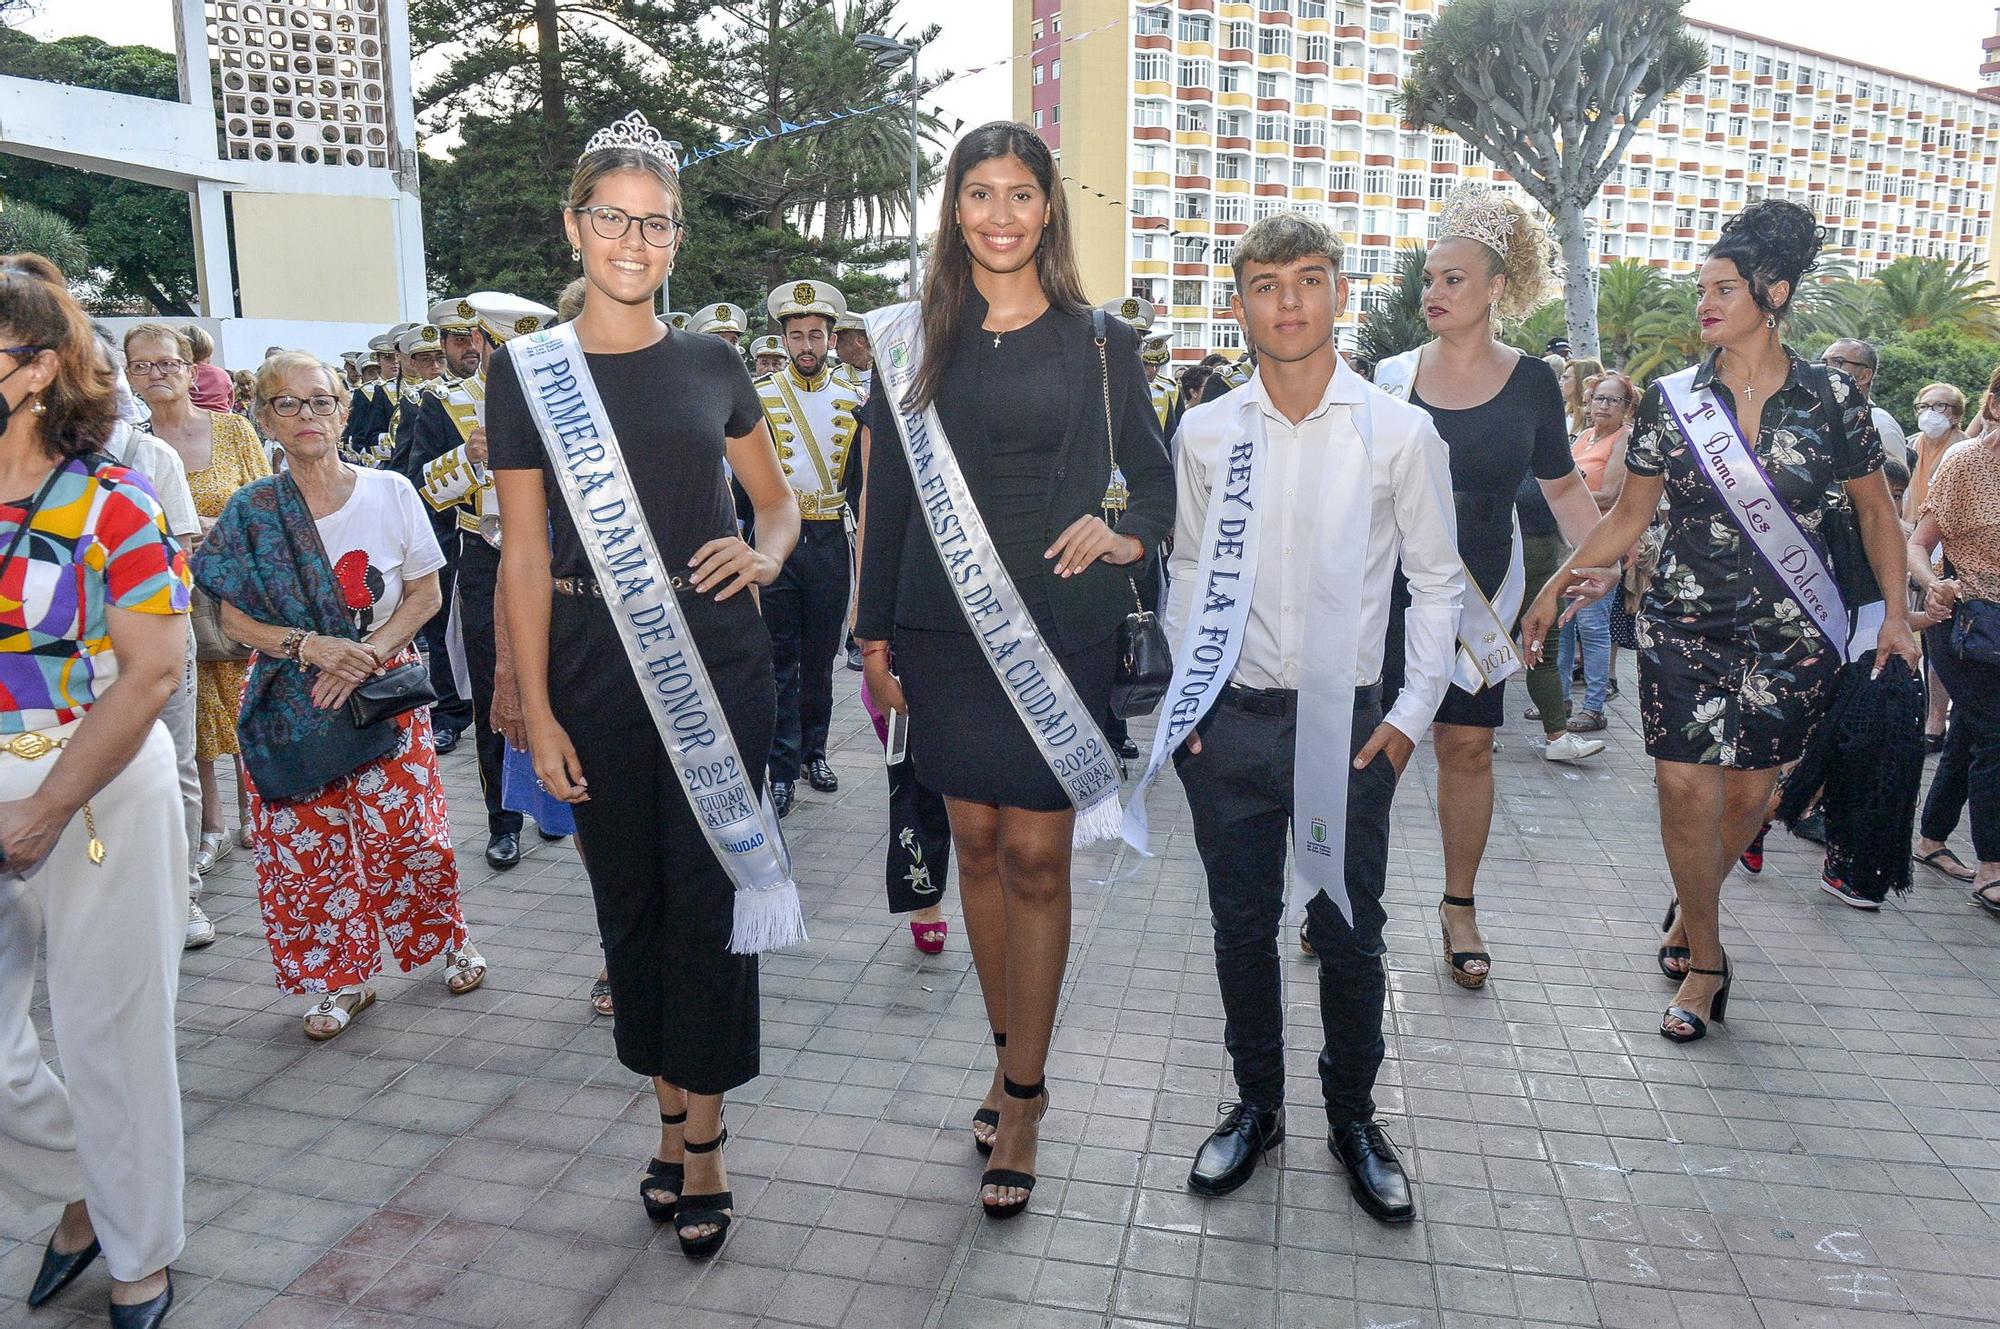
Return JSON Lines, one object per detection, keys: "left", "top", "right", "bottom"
{"left": 208, "top": 0, "right": 392, "bottom": 170}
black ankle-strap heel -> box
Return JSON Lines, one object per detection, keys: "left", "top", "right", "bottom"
{"left": 1438, "top": 894, "right": 1491, "bottom": 990}
{"left": 1661, "top": 961, "right": 1731, "bottom": 1044}
{"left": 675, "top": 1128, "right": 734, "bottom": 1259}
{"left": 979, "top": 1075, "right": 1049, "bottom": 1221}
{"left": 972, "top": 1031, "right": 1005, "bottom": 1157}
{"left": 641, "top": 1109, "right": 688, "bottom": 1223}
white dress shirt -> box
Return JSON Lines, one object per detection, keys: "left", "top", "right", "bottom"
{"left": 1166, "top": 359, "right": 1465, "bottom": 742}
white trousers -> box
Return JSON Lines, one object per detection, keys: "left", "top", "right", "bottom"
{"left": 157, "top": 628, "right": 202, "bottom": 904}
{"left": 0, "top": 720, "right": 186, "bottom": 1281}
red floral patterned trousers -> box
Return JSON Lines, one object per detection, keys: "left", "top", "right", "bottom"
{"left": 244, "top": 705, "right": 468, "bottom": 995}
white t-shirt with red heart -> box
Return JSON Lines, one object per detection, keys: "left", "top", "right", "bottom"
{"left": 318, "top": 467, "right": 447, "bottom": 637}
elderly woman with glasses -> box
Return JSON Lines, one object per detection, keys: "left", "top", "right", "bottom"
{"left": 190, "top": 352, "right": 487, "bottom": 1042}
{"left": 123, "top": 324, "right": 269, "bottom": 874}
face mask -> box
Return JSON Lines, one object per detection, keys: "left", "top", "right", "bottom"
{"left": 1917, "top": 408, "right": 1952, "bottom": 440}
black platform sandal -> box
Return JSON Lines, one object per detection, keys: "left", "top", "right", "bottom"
{"left": 1437, "top": 895, "right": 1490, "bottom": 990}
{"left": 1660, "top": 962, "right": 1731, "bottom": 1044}
{"left": 641, "top": 1109, "right": 687, "bottom": 1223}
{"left": 972, "top": 1031, "right": 1004, "bottom": 1157}
{"left": 980, "top": 1076, "right": 1049, "bottom": 1221}
{"left": 674, "top": 1129, "right": 734, "bottom": 1260}
{"left": 1657, "top": 899, "right": 1691, "bottom": 981}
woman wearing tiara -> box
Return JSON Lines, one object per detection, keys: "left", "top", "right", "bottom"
{"left": 1374, "top": 185, "right": 1609, "bottom": 992}
{"left": 854, "top": 122, "right": 1173, "bottom": 1220}
{"left": 489, "top": 112, "right": 800, "bottom": 1259}
{"left": 1525, "top": 201, "right": 1918, "bottom": 1042}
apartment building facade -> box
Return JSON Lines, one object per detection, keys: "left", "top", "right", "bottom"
{"left": 1012, "top": 0, "right": 2000, "bottom": 355}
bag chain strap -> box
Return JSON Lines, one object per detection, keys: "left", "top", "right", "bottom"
{"left": 1094, "top": 326, "right": 1145, "bottom": 617}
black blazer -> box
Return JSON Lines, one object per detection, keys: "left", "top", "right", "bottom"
{"left": 855, "top": 296, "right": 1174, "bottom": 654}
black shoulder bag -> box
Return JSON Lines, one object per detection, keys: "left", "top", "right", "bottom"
{"left": 1092, "top": 309, "right": 1171, "bottom": 719}
{"left": 1803, "top": 365, "right": 1881, "bottom": 622}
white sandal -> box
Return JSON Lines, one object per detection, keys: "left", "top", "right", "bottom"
{"left": 303, "top": 986, "right": 375, "bottom": 1041}
{"left": 194, "top": 830, "right": 230, "bottom": 874}
{"left": 443, "top": 946, "right": 488, "bottom": 995}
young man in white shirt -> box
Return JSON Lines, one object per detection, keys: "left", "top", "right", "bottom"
{"left": 1160, "top": 213, "right": 1465, "bottom": 1220}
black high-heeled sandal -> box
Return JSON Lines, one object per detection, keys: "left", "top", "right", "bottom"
{"left": 641, "top": 1109, "right": 687, "bottom": 1223}
{"left": 1657, "top": 899, "right": 1691, "bottom": 981}
{"left": 1437, "top": 895, "right": 1490, "bottom": 989}
{"left": 972, "top": 1031, "right": 1003, "bottom": 1157}
{"left": 674, "top": 1128, "right": 734, "bottom": 1260}
{"left": 1660, "top": 962, "right": 1731, "bottom": 1043}
{"left": 980, "top": 1076, "right": 1049, "bottom": 1221}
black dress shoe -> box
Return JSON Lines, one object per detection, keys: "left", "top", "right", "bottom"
{"left": 485, "top": 832, "right": 521, "bottom": 869}
{"left": 805, "top": 758, "right": 839, "bottom": 793}
{"left": 28, "top": 1235, "right": 99, "bottom": 1307}
{"left": 1330, "top": 1120, "right": 1414, "bottom": 1224}
{"left": 1187, "top": 1103, "right": 1284, "bottom": 1197}
{"left": 1116, "top": 737, "right": 1142, "bottom": 762}
{"left": 433, "top": 725, "right": 460, "bottom": 755}
{"left": 771, "top": 782, "right": 794, "bottom": 818}
{"left": 537, "top": 829, "right": 568, "bottom": 843}
{"left": 108, "top": 1271, "right": 172, "bottom": 1329}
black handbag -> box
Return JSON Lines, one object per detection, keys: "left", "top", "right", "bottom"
{"left": 346, "top": 656, "right": 437, "bottom": 728}
{"left": 1092, "top": 310, "right": 1171, "bottom": 719}
{"left": 1951, "top": 597, "right": 2000, "bottom": 667}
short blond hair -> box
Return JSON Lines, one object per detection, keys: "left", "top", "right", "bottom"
{"left": 252, "top": 350, "right": 345, "bottom": 426}
{"left": 1914, "top": 382, "right": 1965, "bottom": 416}
{"left": 124, "top": 322, "right": 192, "bottom": 361}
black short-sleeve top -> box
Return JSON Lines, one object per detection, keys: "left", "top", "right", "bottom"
{"left": 487, "top": 330, "right": 764, "bottom": 579}
{"left": 1409, "top": 352, "right": 1574, "bottom": 594}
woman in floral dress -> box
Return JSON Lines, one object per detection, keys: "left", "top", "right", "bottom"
{"left": 1523, "top": 202, "right": 1920, "bottom": 1043}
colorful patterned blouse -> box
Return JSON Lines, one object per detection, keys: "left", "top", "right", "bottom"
{"left": 0, "top": 458, "right": 191, "bottom": 734}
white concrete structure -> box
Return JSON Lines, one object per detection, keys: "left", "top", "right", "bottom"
{"left": 0, "top": 0, "right": 424, "bottom": 357}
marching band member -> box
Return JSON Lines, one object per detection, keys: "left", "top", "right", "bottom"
{"left": 689, "top": 303, "right": 747, "bottom": 348}
{"left": 386, "top": 322, "right": 449, "bottom": 471}
{"left": 1374, "top": 184, "right": 1609, "bottom": 990}
{"left": 758, "top": 279, "right": 864, "bottom": 816}
{"left": 832, "top": 311, "right": 874, "bottom": 399}
{"left": 339, "top": 325, "right": 403, "bottom": 463}
{"left": 414, "top": 293, "right": 558, "bottom": 866}
{"left": 1126, "top": 211, "right": 1464, "bottom": 1221}
{"left": 492, "top": 110, "right": 802, "bottom": 1260}
{"left": 855, "top": 121, "right": 1172, "bottom": 1220}
{"left": 750, "top": 335, "right": 786, "bottom": 377}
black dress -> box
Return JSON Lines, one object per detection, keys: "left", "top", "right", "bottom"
{"left": 488, "top": 330, "right": 773, "bottom": 1093}
{"left": 1386, "top": 353, "right": 1575, "bottom": 728}
{"left": 855, "top": 305, "right": 1171, "bottom": 811}
{"left": 1626, "top": 351, "right": 1881, "bottom": 768}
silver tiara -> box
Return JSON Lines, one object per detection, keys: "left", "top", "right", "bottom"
{"left": 580, "top": 111, "right": 682, "bottom": 173}
{"left": 1436, "top": 183, "right": 1517, "bottom": 258}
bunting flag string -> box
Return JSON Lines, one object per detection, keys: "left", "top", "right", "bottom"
{"left": 679, "top": 3, "right": 1169, "bottom": 169}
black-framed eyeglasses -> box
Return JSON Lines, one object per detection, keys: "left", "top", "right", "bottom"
{"left": 1589, "top": 393, "right": 1628, "bottom": 405}
{"left": 127, "top": 358, "right": 189, "bottom": 376}
{"left": 1820, "top": 355, "right": 1865, "bottom": 373}
{"left": 573, "top": 205, "right": 684, "bottom": 248}
{"left": 269, "top": 394, "right": 342, "bottom": 417}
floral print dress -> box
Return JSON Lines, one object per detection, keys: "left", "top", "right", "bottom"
{"left": 1625, "top": 350, "right": 1881, "bottom": 768}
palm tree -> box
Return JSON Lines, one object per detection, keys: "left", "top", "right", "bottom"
{"left": 0, "top": 201, "right": 87, "bottom": 280}
{"left": 1354, "top": 246, "right": 1430, "bottom": 365}
{"left": 1594, "top": 260, "right": 1670, "bottom": 369}
{"left": 1499, "top": 301, "right": 1566, "bottom": 358}
{"left": 1853, "top": 255, "right": 2000, "bottom": 339}
{"left": 1624, "top": 278, "right": 1704, "bottom": 384}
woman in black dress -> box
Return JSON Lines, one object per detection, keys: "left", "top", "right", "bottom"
{"left": 490, "top": 117, "right": 800, "bottom": 1257}
{"left": 855, "top": 122, "right": 1173, "bottom": 1219}
{"left": 1379, "top": 186, "right": 1609, "bottom": 991}
{"left": 1524, "top": 201, "right": 1920, "bottom": 1042}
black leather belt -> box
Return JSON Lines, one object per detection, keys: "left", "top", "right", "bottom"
{"left": 1218, "top": 681, "right": 1382, "bottom": 718}
{"left": 553, "top": 575, "right": 692, "bottom": 598}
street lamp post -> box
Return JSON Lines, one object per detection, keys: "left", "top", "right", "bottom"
{"left": 857, "top": 32, "right": 922, "bottom": 295}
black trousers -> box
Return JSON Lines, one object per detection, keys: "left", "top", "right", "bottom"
{"left": 548, "top": 589, "right": 771, "bottom": 1092}
{"left": 418, "top": 527, "right": 475, "bottom": 734}
{"left": 455, "top": 538, "right": 520, "bottom": 837}
{"left": 1924, "top": 629, "right": 2000, "bottom": 863}
{"left": 766, "top": 517, "right": 850, "bottom": 782}
{"left": 1175, "top": 689, "right": 1397, "bottom": 1122}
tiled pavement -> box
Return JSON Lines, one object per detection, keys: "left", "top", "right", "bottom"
{"left": 5, "top": 661, "right": 2000, "bottom": 1329}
